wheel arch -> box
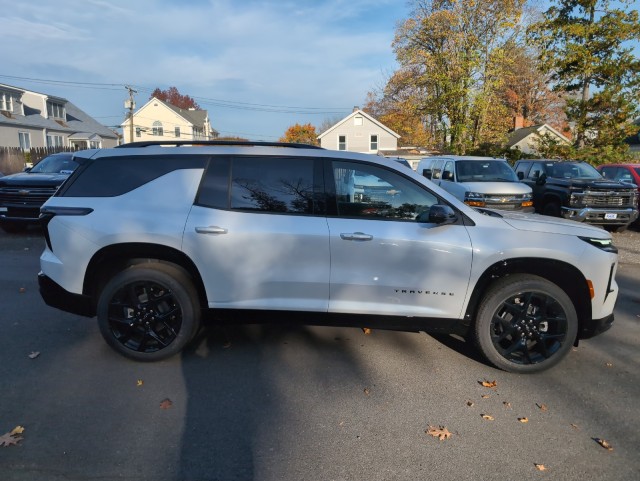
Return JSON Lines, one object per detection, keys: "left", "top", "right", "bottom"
{"left": 464, "top": 258, "right": 591, "bottom": 338}
{"left": 83, "top": 242, "right": 208, "bottom": 310}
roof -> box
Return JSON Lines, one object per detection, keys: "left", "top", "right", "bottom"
{"left": 317, "top": 109, "right": 400, "bottom": 139}
{"left": 156, "top": 98, "right": 209, "bottom": 129}
{"left": 506, "top": 124, "right": 571, "bottom": 147}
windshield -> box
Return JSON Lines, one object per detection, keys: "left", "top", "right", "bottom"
{"left": 31, "top": 155, "right": 78, "bottom": 174}
{"left": 455, "top": 160, "right": 518, "bottom": 182}
{"left": 548, "top": 162, "right": 602, "bottom": 179}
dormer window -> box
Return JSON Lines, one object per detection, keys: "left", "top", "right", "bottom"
{"left": 47, "top": 101, "right": 65, "bottom": 119}
{"left": 0, "top": 92, "right": 14, "bottom": 112}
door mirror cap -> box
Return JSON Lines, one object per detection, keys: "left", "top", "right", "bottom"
{"left": 418, "top": 204, "right": 457, "bottom": 224}
{"left": 536, "top": 173, "right": 547, "bottom": 185}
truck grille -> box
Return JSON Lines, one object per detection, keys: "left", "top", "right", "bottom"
{"left": 575, "top": 190, "right": 637, "bottom": 208}
{"left": 0, "top": 186, "right": 58, "bottom": 207}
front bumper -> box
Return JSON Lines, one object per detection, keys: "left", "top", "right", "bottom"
{"left": 579, "top": 313, "right": 614, "bottom": 339}
{"left": 561, "top": 206, "right": 638, "bottom": 225}
{"left": 38, "top": 272, "right": 95, "bottom": 318}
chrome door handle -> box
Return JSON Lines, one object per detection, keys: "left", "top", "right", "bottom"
{"left": 340, "top": 232, "right": 373, "bottom": 241}
{"left": 195, "top": 226, "right": 228, "bottom": 235}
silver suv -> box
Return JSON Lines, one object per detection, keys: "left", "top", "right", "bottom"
{"left": 38, "top": 141, "right": 619, "bottom": 373}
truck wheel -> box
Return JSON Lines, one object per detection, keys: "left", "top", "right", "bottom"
{"left": 474, "top": 274, "right": 578, "bottom": 373}
{"left": 97, "top": 263, "right": 201, "bottom": 361}
{"left": 542, "top": 201, "right": 561, "bottom": 217}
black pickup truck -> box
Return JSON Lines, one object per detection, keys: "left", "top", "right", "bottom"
{"left": 514, "top": 159, "right": 639, "bottom": 231}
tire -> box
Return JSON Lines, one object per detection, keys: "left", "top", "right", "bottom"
{"left": 542, "top": 201, "right": 561, "bottom": 217}
{"left": 97, "top": 263, "right": 201, "bottom": 361}
{"left": 473, "top": 274, "right": 578, "bottom": 373}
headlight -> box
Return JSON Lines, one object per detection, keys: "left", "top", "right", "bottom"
{"left": 464, "top": 192, "right": 485, "bottom": 207}
{"left": 579, "top": 236, "right": 618, "bottom": 253}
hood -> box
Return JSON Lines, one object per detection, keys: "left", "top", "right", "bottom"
{"left": 548, "top": 177, "right": 631, "bottom": 190}
{"left": 0, "top": 171, "right": 71, "bottom": 186}
{"left": 493, "top": 210, "right": 610, "bottom": 237}
{"left": 460, "top": 181, "right": 532, "bottom": 195}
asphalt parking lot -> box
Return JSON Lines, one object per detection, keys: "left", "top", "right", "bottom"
{"left": 0, "top": 226, "right": 639, "bottom": 481}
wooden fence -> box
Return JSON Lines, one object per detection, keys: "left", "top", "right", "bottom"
{"left": 0, "top": 146, "right": 77, "bottom": 175}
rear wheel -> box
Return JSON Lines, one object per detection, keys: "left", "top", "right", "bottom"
{"left": 97, "top": 263, "right": 201, "bottom": 361}
{"left": 474, "top": 274, "right": 578, "bottom": 373}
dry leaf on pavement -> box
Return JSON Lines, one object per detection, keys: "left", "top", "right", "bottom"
{"left": 536, "top": 403, "right": 548, "bottom": 412}
{"left": 362, "top": 328, "right": 372, "bottom": 335}
{"left": 534, "top": 464, "right": 546, "bottom": 471}
{"left": 136, "top": 379, "right": 144, "bottom": 387}
{"left": 426, "top": 425, "right": 453, "bottom": 441}
{"left": 518, "top": 417, "right": 529, "bottom": 423}
{"left": 160, "top": 398, "right": 173, "bottom": 410}
{"left": 466, "top": 400, "right": 474, "bottom": 407}
{"left": 595, "top": 438, "right": 613, "bottom": 451}
{"left": 481, "top": 414, "right": 495, "bottom": 421}
{"left": 28, "top": 351, "right": 40, "bottom": 359}
{"left": 503, "top": 401, "right": 511, "bottom": 409}
{"left": 479, "top": 380, "right": 497, "bottom": 388}
{"left": 10, "top": 426, "right": 24, "bottom": 436}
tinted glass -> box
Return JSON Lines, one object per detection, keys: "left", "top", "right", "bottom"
{"left": 61, "top": 155, "right": 207, "bottom": 197}
{"left": 332, "top": 161, "right": 438, "bottom": 221}
{"left": 196, "top": 157, "right": 230, "bottom": 208}
{"left": 230, "top": 157, "right": 317, "bottom": 214}
{"left": 31, "top": 154, "right": 78, "bottom": 174}
{"left": 549, "top": 162, "right": 601, "bottom": 179}
{"left": 455, "top": 160, "right": 518, "bottom": 182}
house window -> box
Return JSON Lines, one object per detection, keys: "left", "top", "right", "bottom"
{"left": 89, "top": 140, "right": 100, "bottom": 149}
{"left": 152, "top": 121, "right": 164, "bottom": 136}
{"left": 370, "top": 134, "right": 378, "bottom": 151}
{"left": 47, "top": 101, "right": 65, "bottom": 119}
{"left": 1, "top": 92, "right": 14, "bottom": 112}
{"left": 46, "top": 134, "right": 64, "bottom": 148}
{"left": 18, "top": 132, "right": 31, "bottom": 150}
{"left": 193, "top": 127, "right": 203, "bottom": 139}
{"left": 338, "top": 135, "right": 346, "bottom": 151}
{"left": 135, "top": 127, "right": 141, "bottom": 138}
{"left": 175, "top": 127, "right": 181, "bottom": 138}
{"left": 354, "top": 116, "right": 363, "bottom": 126}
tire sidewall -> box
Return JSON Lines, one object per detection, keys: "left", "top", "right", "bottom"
{"left": 97, "top": 264, "right": 200, "bottom": 362}
{"left": 474, "top": 275, "right": 578, "bottom": 373}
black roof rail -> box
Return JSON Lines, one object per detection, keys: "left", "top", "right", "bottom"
{"left": 115, "top": 140, "right": 324, "bottom": 150}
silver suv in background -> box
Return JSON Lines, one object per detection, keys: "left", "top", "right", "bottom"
{"left": 38, "top": 141, "right": 618, "bottom": 373}
{"left": 416, "top": 156, "right": 533, "bottom": 212}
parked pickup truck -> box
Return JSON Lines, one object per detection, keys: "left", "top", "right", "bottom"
{"left": 514, "top": 159, "right": 639, "bottom": 231}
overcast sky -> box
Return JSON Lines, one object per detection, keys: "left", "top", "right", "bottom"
{"left": 0, "top": 0, "right": 409, "bottom": 140}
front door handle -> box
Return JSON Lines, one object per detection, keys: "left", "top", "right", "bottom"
{"left": 340, "top": 232, "right": 373, "bottom": 241}
{"left": 195, "top": 226, "right": 228, "bottom": 235}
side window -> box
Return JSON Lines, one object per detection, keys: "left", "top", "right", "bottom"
{"left": 331, "top": 161, "right": 438, "bottom": 221}
{"left": 196, "top": 157, "right": 231, "bottom": 208}
{"left": 528, "top": 162, "right": 546, "bottom": 180}
{"left": 431, "top": 159, "right": 444, "bottom": 179}
{"left": 514, "top": 161, "right": 531, "bottom": 179}
{"left": 442, "top": 161, "right": 454, "bottom": 181}
{"left": 599, "top": 167, "right": 615, "bottom": 180}
{"left": 230, "top": 157, "right": 319, "bottom": 214}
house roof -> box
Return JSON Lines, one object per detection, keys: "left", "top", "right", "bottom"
{"left": 506, "top": 123, "right": 571, "bottom": 147}
{"left": 0, "top": 83, "right": 117, "bottom": 139}
{"left": 317, "top": 109, "right": 400, "bottom": 139}
{"left": 156, "top": 98, "right": 209, "bottom": 129}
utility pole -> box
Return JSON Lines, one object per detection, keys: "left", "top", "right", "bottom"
{"left": 124, "top": 85, "right": 137, "bottom": 143}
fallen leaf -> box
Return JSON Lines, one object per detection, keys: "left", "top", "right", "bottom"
{"left": 159, "top": 398, "right": 173, "bottom": 410}
{"left": 570, "top": 423, "right": 580, "bottom": 430}
{"left": 595, "top": 438, "right": 613, "bottom": 451}
{"left": 466, "top": 400, "right": 474, "bottom": 407}
{"left": 363, "top": 388, "right": 370, "bottom": 396}
{"left": 534, "top": 463, "right": 546, "bottom": 471}
{"left": 605, "top": 362, "right": 613, "bottom": 368}
{"left": 0, "top": 432, "right": 22, "bottom": 447}
{"left": 28, "top": 351, "right": 40, "bottom": 359}
{"left": 479, "top": 380, "right": 497, "bottom": 388}
{"left": 9, "top": 426, "right": 24, "bottom": 436}
{"left": 426, "top": 425, "right": 453, "bottom": 441}
{"left": 481, "top": 414, "right": 495, "bottom": 421}
{"left": 481, "top": 394, "right": 490, "bottom": 399}
{"left": 362, "top": 327, "right": 372, "bottom": 335}
{"left": 503, "top": 401, "right": 512, "bottom": 409}
{"left": 536, "top": 403, "right": 548, "bottom": 412}
{"left": 19, "top": 287, "right": 26, "bottom": 293}
{"left": 136, "top": 379, "right": 144, "bottom": 387}
{"left": 518, "top": 417, "right": 529, "bottom": 423}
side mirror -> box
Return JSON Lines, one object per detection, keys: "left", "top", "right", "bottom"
{"left": 422, "top": 168, "right": 432, "bottom": 179}
{"left": 442, "top": 170, "right": 453, "bottom": 181}
{"left": 517, "top": 171, "right": 524, "bottom": 180}
{"left": 417, "top": 204, "right": 457, "bottom": 225}
{"left": 536, "top": 173, "right": 547, "bottom": 185}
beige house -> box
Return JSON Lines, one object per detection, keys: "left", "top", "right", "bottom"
{"left": 122, "top": 97, "right": 218, "bottom": 143}
{"left": 318, "top": 108, "right": 400, "bottom": 154}
{"left": 0, "top": 83, "right": 118, "bottom": 150}
{"left": 507, "top": 123, "right": 571, "bottom": 155}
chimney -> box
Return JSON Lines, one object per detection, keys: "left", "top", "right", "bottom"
{"left": 514, "top": 115, "right": 524, "bottom": 130}
{"left": 353, "top": 106, "right": 360, "bottom": 112}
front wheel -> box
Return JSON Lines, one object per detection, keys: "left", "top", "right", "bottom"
{"left": 97, "top": 263, "right": 201, "bottom": 361}
{"left": 474, "top": 275, "right": 578, "bottom": 373}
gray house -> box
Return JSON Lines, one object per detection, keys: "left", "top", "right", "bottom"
{"left": 0, "top": 83, "right": 118, "bottom": 150}
{"left": 318, "top": 108, "right": 400, "bottom": 154}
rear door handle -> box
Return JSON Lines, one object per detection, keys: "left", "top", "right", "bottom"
{"left": 195, "top": 226, "right": 228, "bottom": 235}
{"left": 340, "top": 232, "right": 373, "bottom": 241}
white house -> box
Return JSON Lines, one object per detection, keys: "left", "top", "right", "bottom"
{"left": 122, "top": 97, "right": 218, "bottom": 143}
{"left": 0, "top": 83, "right": 118, "bottom": 150}
{"left": 318, "top": 108, "right": 400, "bottom": 154}
{"left": 506, "top": 123, "right": 571, "bottom": 155}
